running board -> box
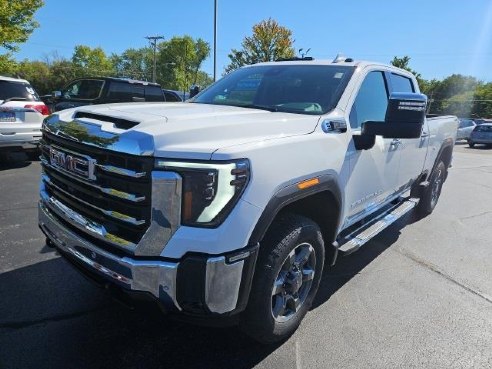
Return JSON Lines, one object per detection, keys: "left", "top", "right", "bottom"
{"left": 336, "top": 197, "right": 419, "bottom": 256}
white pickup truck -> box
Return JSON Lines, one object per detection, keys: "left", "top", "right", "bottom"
{"left": 38, "top": 57, "right": 458, "bottom": 343}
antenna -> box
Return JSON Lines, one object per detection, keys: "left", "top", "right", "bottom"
{"left": 298, "top": 48, "right": 311, "bottom": 59}
{"left": 333, "top": 53, "right": 347, "bottom": 63}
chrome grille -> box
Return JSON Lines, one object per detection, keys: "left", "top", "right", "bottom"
{"left": 40, "top": 131, "right": 154, "bottom": 254}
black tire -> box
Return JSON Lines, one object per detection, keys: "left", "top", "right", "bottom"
{"left": 416, "top": 160, "right": 446, "bottom": 217}
{"left": 469, "top": 142, "right": 475, "bottom": 148}
{"left": 241, "top": 213, "right": 325, "bottom": 344}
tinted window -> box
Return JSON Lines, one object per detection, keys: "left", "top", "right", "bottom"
{"left": 63, "top": 79, "right": 104, "bottom": 99}
{"left": 459, "top": 119, "right": 474, "bottom": 128}
{"left": 475, "top": 125, "right": 492, "bottom": 132}
{"left": 349, "top": 71, "right": 388, "bottom": 129}
{"left": 193, "top": 65, "right": 355, "bottom": 115}
{"left": 108, "top": 82, "right": 144, "bottom": 101}
{"left": 163, "top": 91, "right": 181, "bottom": 102}
{"left": 391, "top": 73, "right": 414, "bottom": 93}
{"left": 145, "top": 85, "right": 165, "bottom": 101}
{"left": 0, "top": 81, "right": 39, "bottom": 101}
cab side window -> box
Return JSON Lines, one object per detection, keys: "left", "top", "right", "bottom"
{"left": 349, "top": 71, "right": 388, "bottom": 129}
{"left": 391, "top": 73, "right": 415, "bottom": 93}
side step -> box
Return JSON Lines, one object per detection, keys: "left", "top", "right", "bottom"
{"left": 336, "top": 197, "right": 419, "bottom": 256}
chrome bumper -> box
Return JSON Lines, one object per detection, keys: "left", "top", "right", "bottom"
{"left": 39, "top": 201, "right": 254, "bottom": 314}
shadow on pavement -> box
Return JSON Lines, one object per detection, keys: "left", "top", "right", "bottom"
{"left": 0, "top": 152, "right": 36, "bottom": 171}
{"left": 0, "top": 216, "right": 411, "bottom": 369}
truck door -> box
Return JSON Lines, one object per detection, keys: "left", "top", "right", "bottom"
{"left": 388, "top": 73, "right": 429, "bottom": 189}
{"left": 344, "top": 71, "right": 401, "bottom": 226}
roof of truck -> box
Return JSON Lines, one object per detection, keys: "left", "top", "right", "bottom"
{"left": 249, "top": 57, "right": 414, "bottom": 76}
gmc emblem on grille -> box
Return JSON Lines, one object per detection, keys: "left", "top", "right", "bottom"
{"left": 49, "top": 147, "right": 97, "bottom": 181}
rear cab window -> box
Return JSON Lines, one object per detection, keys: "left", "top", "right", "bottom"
{"left": 390, "top": 73, "right": 415, "bottom": 93}
{"left": 144, "top": 85, "right": 165, "bottom": 101}
{"left": 108, "top": 82, "right": 144, "bottom": 101}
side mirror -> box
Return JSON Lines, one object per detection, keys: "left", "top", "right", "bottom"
{"left": 354, "top": 93, "right": 427, "bottom": 150}
{"left": 189, "top": 85, "right": 200, "bottom": 98}
{"left": 52, "top": 91, "right": 62, "bottom": 98}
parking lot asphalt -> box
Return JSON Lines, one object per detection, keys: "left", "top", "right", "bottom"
{"left": 1, "top": 145, "right": 491, "bottom": 369}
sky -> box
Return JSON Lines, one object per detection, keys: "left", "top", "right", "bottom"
{"left": 14, "top": 0, "right": 492, "bottom": 82}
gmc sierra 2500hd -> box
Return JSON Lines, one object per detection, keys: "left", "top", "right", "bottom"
{"left": 38, "top": 57, "right": 458, "bottom": 343}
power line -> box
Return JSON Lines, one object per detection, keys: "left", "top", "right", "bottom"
{"left": 145, "top": 35, "right": 165, "bottom": 83}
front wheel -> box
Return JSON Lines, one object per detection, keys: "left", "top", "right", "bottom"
{"left": 416, "top": 160, "right": 446, "bottom": 216}
{"left": 469, "top": 141, "right": 475, "bottom": 148}
{"left": 241, "top": 214, "right": 325, "bottom": 344}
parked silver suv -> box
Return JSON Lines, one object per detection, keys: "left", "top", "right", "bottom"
{"left": 0, "top": 76, "right": 49, "bottom": 159}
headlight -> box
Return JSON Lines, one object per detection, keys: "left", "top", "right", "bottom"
{"left": 155, "top": 159, "right": 250, "bottom": 227}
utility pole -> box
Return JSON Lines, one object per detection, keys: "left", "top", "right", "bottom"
{"left": 145, "top": 35, "right": 165, "bottom": 83}
{"left": 213, "top": 0, "right": 217, "bottom": 81}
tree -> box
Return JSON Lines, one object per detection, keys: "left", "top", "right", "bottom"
{"left": 0, "top": 0, "right": 44, "bottom": 52}
{"left": 471, "top": 83, "right": 492, "bottom": 118}
{"left": 111, "top": 47, "right": 153, "bottom": 80}
{"left": 15, "top": 59, "right": 51, "bottom": 94}
{"left": 225, "top": 18, "right": 295, "bottom": 73}
{"left": 71, "top": 45, "right": 115, "bottom": 77}
{"left": 426, "top": 74, "right": 481, "bottom": 115}
{"left": 156, "top": 36, "right": 211, "bottom": 91}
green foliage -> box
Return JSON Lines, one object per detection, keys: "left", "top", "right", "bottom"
{"left": 471, "top": 83, "right": 492, "bottom": 118}
{"left": 0, "top": 54, "right": 17, "bottom": 75}
{"left": 0, "top": 0, "right": 44, "bottom": 52}
{"left": 426, "top": 74, "right": 481, "bottom": 116}
{"left": 225, "top": 18, "right": 295, "bottom": 74}
{"left": 156, "top": 35, "right": 211, "bottom": 91}
{"left": 111, "top": 47, "right": 153, "bottom": 80}
{"left": 71, "top": 45, "right": 115, "bottom": 77}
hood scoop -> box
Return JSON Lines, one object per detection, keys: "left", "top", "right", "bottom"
{"left": 74, "top": 111, "right": 140, "bottom": 130}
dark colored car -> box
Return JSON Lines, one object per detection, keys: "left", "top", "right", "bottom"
{"left": 162, "top": 89, "right": 185, "bottom": 102}
{"left": 49, "top": 77, "right": 166, "bottom": 112}
{"left": 469, "top": 123, "right": 492, "bottom": 148}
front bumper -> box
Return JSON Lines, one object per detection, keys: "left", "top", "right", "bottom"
{"left": 39, "top": 201, "right": 258, "bottom": 316}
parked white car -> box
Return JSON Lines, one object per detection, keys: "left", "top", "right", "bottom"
{"left": 456, "top": 118, "right": 476, "bottom": 141}
{"left": 0, "top": 76, "right": 49, "bottom": 159}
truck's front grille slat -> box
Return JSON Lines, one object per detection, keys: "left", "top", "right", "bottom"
{"left": 40, "top": 132, "right": 154, "bottom": 254}
{"left": 40, "top": 157, "right": 146, "bottom": 203}
{"left": 42, "top": 175, "right": 146, "bottom": 226}
{"left": 96, "top": 164, "right": 147, "bottom": 178}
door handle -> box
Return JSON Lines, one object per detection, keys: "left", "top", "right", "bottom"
{"left": 390, "top": 139, "right": 402, "bottom": 148}
{"left": 421, "top": 131, "right": 430, "bottom": 138}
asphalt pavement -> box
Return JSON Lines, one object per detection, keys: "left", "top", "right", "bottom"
{"left": 0, "top": 144, "right": 491, "bottom": 369}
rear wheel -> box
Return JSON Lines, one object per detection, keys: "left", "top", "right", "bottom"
{"left": 416, "top": 160, "right": 446, "bottom": 216}
{"left": 241, "top": 214, "right": 325, "bottom": 344}
{"left": 469, "top": 141, "right": 475, "bottom": 148}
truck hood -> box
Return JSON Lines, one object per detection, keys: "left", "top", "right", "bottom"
{"left": 49, "top": 102, "right": 320, "bottom": 159}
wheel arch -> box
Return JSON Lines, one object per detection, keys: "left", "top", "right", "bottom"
{"left": 248, "top": 173, "right": 343, "bottom": 263}
{"left": 435, "top": 138, "right": 454, "bottom": 171}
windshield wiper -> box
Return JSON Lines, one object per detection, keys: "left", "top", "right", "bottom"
{"left": 238, "top": 104, "right": 278, "bottom": 112}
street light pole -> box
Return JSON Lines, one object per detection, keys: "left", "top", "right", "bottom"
{"left": 145, "top": 35, "right": 165, "bottom": 83}
{"left": 213, "top": 0, "right": 217, "bottom": 81}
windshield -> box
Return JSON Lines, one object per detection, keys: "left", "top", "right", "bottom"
{"left": 63, "top": 79, "right": 104, "bottom": 100}
{"left": 0, "top": 81, "right": 40, "bottom": 101}
{"left": 193, "top": 64, "right": 355, "bottom": 115}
